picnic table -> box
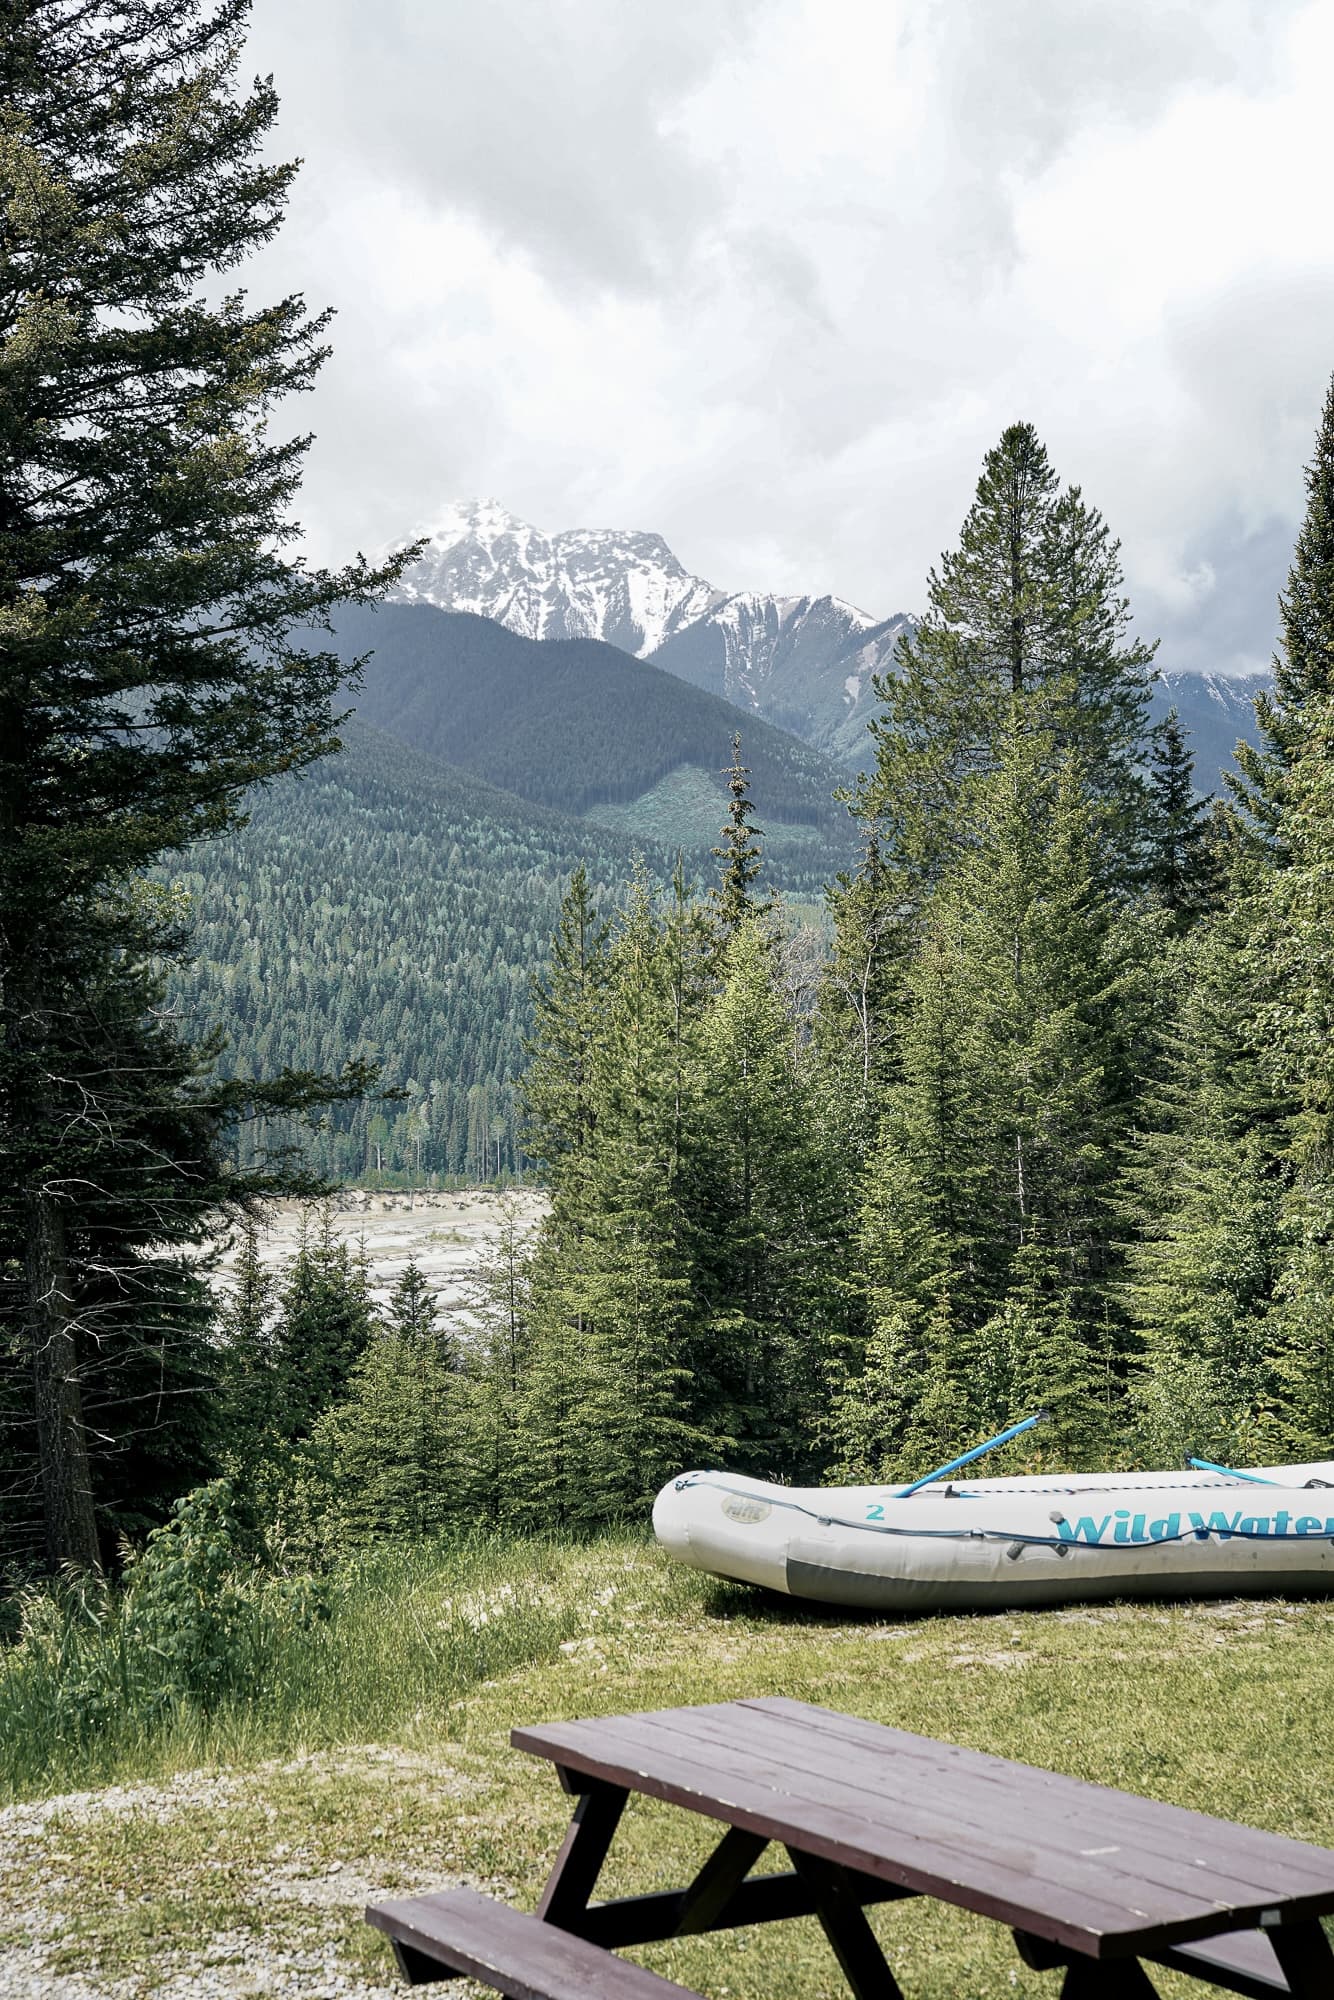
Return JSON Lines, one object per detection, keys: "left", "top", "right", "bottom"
{"left": 366, "top": 1696, "right": 1334, "bottom": 1998}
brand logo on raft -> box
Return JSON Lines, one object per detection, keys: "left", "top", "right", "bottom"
{"left": 722, "top": 1495, "right": 772, "bottom": 1525}
{"left": 1056, "top": 1511, "right": 1334, "bottom": 1546}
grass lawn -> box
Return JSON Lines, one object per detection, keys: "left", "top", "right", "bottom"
{"left": 2, "top": 1537, "right": 1332, "bottom": 1998}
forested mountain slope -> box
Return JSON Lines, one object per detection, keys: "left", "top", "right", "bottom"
{"left": 166, "top": 719, "right": 653, "bottom": 1182}
{"left": 331, "top": 601, "right": 854, "bottom": 868}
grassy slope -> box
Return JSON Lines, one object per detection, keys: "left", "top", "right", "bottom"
{"left": 3, "top": 1539, "right": 1332, "bottom": 1998}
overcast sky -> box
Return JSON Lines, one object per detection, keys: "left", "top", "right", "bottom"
{"left": 243, "top": 0, "right": 1334, "bottom": 677}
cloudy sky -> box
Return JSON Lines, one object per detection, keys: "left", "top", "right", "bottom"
{"left": 244, "top": 0, "right": 1334, "bottom": 677}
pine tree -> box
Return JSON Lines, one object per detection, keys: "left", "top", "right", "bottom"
{"left": 711, "top": 736, "right": 769, "bottom": 936}
{"left": 853, "top": 422, "right": 1156, "bottom": 895}
{"left": 847, "top": 715, "right": 1150, "bottom": 1470}
{"left": 386, "top": 1262, "right": 438, "bottom": 1345}
{"left": 272, "top": 1208, "right": 379, "bottom": 1440}
{"left": 1127, "top": 882, "right": 1295, "bottom": 1467}
{"left": 0, "top": 0, "right": 408, "bottom": 1567}
{"left": 456, "top": 1195, "right": 533, "bottom": 1520}
{"left": 517, "top": 873, "right": 708, "bottom": 1520}
{"left": 815, "top": 830, "right": 911, "bottom": 1125}
{"left": 219, "top": 1219, "right": 280, "bottom": 1470}
{"left": 523, "top": 866, "right": 610, "bottom": 1202}
{"left": 1136, "top": 376, "right": 1334, "bottom": 1460}
{"left": 1234, "top": 370, "right": 1334, "bottom": 839}
{"left": 691, "top": 921, "right": 847, "bottom": 1470}
{"left": 1145, "top": 709, "right": 1219, "bottom": 930}
{"left": 317, "top": 1296, "right": 460, "bottom": 1543}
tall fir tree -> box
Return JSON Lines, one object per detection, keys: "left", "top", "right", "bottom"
{"left": 271, "top": 1208, "right": 379, "bottom": 1441}
{"left": 1145, "top": 709, "right": 1219, "bottom": 931}
{"left": 456, "top": 1195, "right": 534, "bottom": 1521}
{"left": 1234, "top": 369, "right": 1334, "bottom": 843}
{"left": 690, "top": 921, "right": 848, "bottom": 1471}
{"left": 851, "top": 422, "right": 1156, "bottom": 896}
{"left": 317, "top": 1263, "right": 459, "bottom": 1543}
{"left": 523, "top": 865, "right": 610, "bottom": 1211}
{"left": 711, "top": 736, "right": 769, "bottom": 936}
{"left": 838, "top": 715, "right": 1150, "bottom": 1473}
{"left": 1135, "top": 374, "right": 1334, "bottom": 1462}
{"left": 0, "top": 0, "right": 407, "bottom": 1567}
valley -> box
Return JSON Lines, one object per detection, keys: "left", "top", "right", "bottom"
{"left": 213, "top": 1188, "right": 547, "bottom": 1319}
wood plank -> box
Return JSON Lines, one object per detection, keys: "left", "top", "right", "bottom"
{"left": 571, "top": 1870, "right": 912, "bottom": 1950}
{"left": 1148, "top": 1927, "right": 1290, "bottom": 1998}
{"left": 364, "top": 1887, "right": 702, "bottom": 1999}
{"left": 514, "top": 1706, "right": 1334, "bottom": 1955}
{"left": 513, "top": 1711, "right": 1179, "bottom": 1955}
{"left": 754, "top": 1700, "right": 1334, "bottom": 1899}
{"left": 587, "top": 1706, "right": 1241, "bottom": 1936}
{"left": 676, "top": 1703, "right": 1331, "bottom": 1918}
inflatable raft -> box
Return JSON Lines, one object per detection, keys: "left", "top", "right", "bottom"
{"left": 652, "top": 1448, "right": 1334, "bottom": 1612}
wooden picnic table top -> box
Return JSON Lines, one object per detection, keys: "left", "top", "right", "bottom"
{"left": 512, "top": 1696, "right": 1334, "bottom": 1963}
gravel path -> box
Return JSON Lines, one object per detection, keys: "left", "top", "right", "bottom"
{"left": 0, "top": 1761, "right": 455, "bottom": 1999}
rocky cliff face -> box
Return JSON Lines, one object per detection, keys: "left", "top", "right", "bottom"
{"left": 393, "top": 501, "right": 910, "bottom": 762}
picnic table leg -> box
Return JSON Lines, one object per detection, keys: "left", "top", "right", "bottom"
{"left": 1056, "top": 1959, "right": 1160, "bottom": 1997}
{"left": 785, "top": 1847, "right": 906, "bottom": 2000}
{"left": 1015, "top": 1931, "right": 1160, "bottom": 1997}
{"left": 1268, "top": 1919, "right": 1334, "bottom": 1998}
{"left": 536, "top": 1777, "right": 629, "bottom": 1930}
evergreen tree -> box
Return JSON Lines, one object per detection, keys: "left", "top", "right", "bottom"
{"left": 1127, "top": 879, "right": 1295, "bottom": 1467}
{"left": 690, "top": 921, "right": 847, "bottom": 1470}
{"left": 711, "top": 736, "right": 769, "bottom": 936}
{"left": 1234, "top": 370, "right": 1334, "bottom": 839}
{"left": 317, "top": 1282, "right": 460, "bottom": 1543}
{"left": 845, "top": 717, "right": 1149, "bottom": 1470}
{"left": 1136, "top": 376, "right": 1334, "bottom": 1461}
{"left": 853, "top": 422, "right": 1156, "bottom": 894}
{"left": 523, "top": 866, "right": 610, "bottom": 1202}
{"left": 271, "top": 1209, "right": 378, "bottom": 1440}
{"left": 0, "top": 0, "right": 407, "bottom": 1566}
{"left": 518, "top": 875, "right": 707, "bottom": 1519}
{"left": 1145, "top": 709, "right": 1219, "bottom": 930}
{"left": 386, "top": 1261, "right": 438, "bottom": 1344}
{"left": 218, "top": 1219, "right": 280, "bottom": 1471}
{"left": 457, "top": 1195, "right": 533, "bottom": 1520}
{"left": 815, "top": 830, "right": 911, "bottom": 1126}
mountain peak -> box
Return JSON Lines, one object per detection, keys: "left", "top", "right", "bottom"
{"left": 390, "top": 501, "right": 897, "bottom": 756}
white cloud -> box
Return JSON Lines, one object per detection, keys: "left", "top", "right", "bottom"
{"left": 242, "top": 0, "right": 1333, "bottom": 675}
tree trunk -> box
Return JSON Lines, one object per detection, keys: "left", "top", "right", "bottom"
{"left": 26, "top": 1182, "right": 101, "bottom": 1572}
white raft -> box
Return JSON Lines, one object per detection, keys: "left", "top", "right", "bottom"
{"left": 652, "top": 1460, "right": 1334, "bottom": 1612}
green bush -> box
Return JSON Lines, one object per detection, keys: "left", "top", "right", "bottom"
{"left": 0, "top": 1484, "right": 586, "bottom": 1801}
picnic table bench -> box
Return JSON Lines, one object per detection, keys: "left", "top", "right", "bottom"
{"left": 366, "top": 1696, "right": 1334, "bottom": 1998}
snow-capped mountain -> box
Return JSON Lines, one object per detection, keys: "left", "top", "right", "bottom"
{"left": 392, "top": 501, "right": 1268, "bottom": 788}
{"left": 393, "top": 501, "right": 912, "bottom": 763}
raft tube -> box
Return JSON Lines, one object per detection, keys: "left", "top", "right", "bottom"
{"left": 652, "top": 1460, "right": 1334, "bottom": 1611}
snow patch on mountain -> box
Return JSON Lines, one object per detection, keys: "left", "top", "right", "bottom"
{"left": 395, "top": 500, "right": 721, "bottom": 657}
{"left": 392, "top": 502, "right": 911, "bottom": 760}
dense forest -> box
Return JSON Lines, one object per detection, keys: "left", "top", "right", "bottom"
{"left": 331, "top": 603, "right": 853, "bottom": 837}
{"left": 163, "top": 719, "right": 651, "bottom": 1182}
{"left": 7, "top": 395, "right": 1322, "bottom": 1577}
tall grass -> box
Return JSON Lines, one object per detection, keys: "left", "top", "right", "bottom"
{"left": 0, "top": 1483, "right": 592, "bottom": 1803}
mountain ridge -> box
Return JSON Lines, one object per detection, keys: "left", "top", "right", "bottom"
{"left": 389, "top": 500, "right": 1266, "bottom": 784}
{"left": 327, "top": 603, "right": 855, "bottom": 887}
{"left": 391, "top": 500, "right": 912, "bottom": 760}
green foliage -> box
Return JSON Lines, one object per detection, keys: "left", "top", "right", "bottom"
{"left": 333, "top": 604, "right": 853, "bottom": 879}
{"left": 0, "top": 1521, "right": 587, "bottom": 1801}
{"left": 0, "top": 0, "right": 408, "bottom": 1570}
{"left": 851, "top": 420, "right": 1155, "bottom": 896}
{"left": 1144, "top": 708, "right": 1220, "bottom": 929}
{"left": 165, "top": 722, "right": 640, "bottom": 1182}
